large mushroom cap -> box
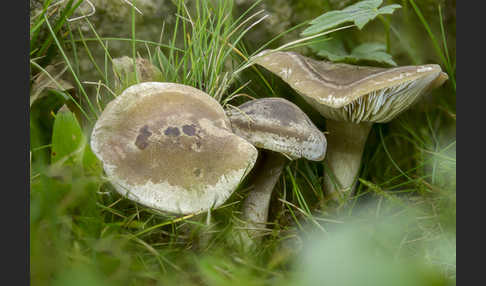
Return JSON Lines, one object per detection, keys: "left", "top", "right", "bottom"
{"left": 91, "top": 82, "right": 258, "bottom": 214}
{"left": 227, "top": 97, "right": 327, "bottom": 161}
{"left": 253, "top": 50, "right": 448, "bottom": 123}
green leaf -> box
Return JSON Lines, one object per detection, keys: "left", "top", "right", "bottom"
{"left": 82, "top": 143, "right": 103, "bottom": 176}
{"left": 311, "top": 38, "right": 349, "bottom": 62}
{"left": 50, "top": 105, "right": 86, "bottom": 165}
{"left": 377, "top": 4, "right": 402, "bottom": 15}
{"left": 30, "top": 92, "right": 67, "bottom": 172}
{"left": 350, "top": 42, "right": 397, "bottom": 66}
{"left": 301, "top": 0, "right": 401, "bottom": 36}
{"left": 311, "top": 39, "right": 396, "bottom": 66}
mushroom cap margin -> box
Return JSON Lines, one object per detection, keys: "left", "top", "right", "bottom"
{"left": 252, "top": 50, "right": 448, "bottom": 123}
{"left": 91, "top": 82, "right": 258, "bottom": 214}
{"left": 227, "top": 97, "right": 327, "bottom": 161}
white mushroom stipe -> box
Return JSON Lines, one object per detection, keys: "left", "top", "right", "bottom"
{"left": 239, "top": 153, "right": 286, "bottom": 246}
{"left": 322, "top": 120, "right": 372, "bottom": 200}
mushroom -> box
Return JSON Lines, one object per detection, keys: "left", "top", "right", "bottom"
{"left": 91, "top": 82, "right": 258, "bottom": 214}
{"left": 252, "top": 50, "right": 448, "bottom": 199}
{"left": 112, "top": 56, "right": 163, "bottom": 91}
{"left": 227, "top": 97, "right": 327, "bottom": 240}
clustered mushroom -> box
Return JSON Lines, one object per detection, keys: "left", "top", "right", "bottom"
{"left": 252, "top": 49, "right": 448, "bottom": 199}
{"left": 112, "top": 56, "right": 163, "bottom": 91}
{"left": 226, "top": 97, "right": 326, "bottom": 241}
{"left": 91, "top": 82, "right": 258, "bottom": 214}
{"left": 91, "top": 48, "right": 448, "bottom": 243}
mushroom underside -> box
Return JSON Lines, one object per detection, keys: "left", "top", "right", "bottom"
{"left": 300, "top": 72, "right": 441, "bottom": 123}
{"left": 318, "top": 73, "right": 443, "bottom": 197}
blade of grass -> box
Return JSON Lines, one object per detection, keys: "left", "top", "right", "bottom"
{"left": 43, "top": 14, "right": 97, "bottom": 122}
{"left": 30, "top": 60, "right": 90, "bottom": 122}
{"left": 66, "top": 22, "right": 80, "bottom": 75}
{"left": 408, "top": 0, "right": 455, "bottom": 90}
{"left": 76, "top": 26, "right": 107, "bottom": 83}
{"left": 379, "top": 125, "right": 413, "bottom": 182}
{"left": 438, "top": 4, "right": 452, "bottom": 77}
{"left": 131, "top": 2, "right": 139, "bottom": 83}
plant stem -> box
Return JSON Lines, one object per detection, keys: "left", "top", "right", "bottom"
{"left": 323, "top": 119, "right": 373, "bottom": 200}
{"left": 240, "top": 151, "right": 286, "bottom": 243}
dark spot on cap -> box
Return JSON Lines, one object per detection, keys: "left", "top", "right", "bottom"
{"left": 182, "top": 124, "right": 197, "bottom": 136}
{"left": 135, "top": 125, "right": 152, "bottom": 150}
{"left": 193, "top": 168, "right": 202, "bottom": 177}
{"left": 164, "top": 127, "right": 180, "bottom": 137}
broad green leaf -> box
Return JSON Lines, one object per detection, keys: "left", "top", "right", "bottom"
{"left": 378, "top": 4, "right": 402, "bottom": 14}
{"left": 82, "top": 143, "right": 103, "bottom": 176}
{"left": 311, "top": 39, "right": 396, "bottom": 66}
{"left": 51, "top": 105, "right": 86, "bottom": 165}
{"left": 350, "top": 42, "right": 397, "bottom": 66}
{"left": 301, "top": 0, "right": 401, "bottom": 36}
{"left": 30, "top": 92, "right": 67, "bottom": 172}
{"left": 310, "top": 38, "right": 349, "bottom": 62}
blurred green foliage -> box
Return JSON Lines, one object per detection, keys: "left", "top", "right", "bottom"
{"left": 301, "top": 0, "right": 401, "bottom": 35}
{"left": 290, "top": 207, "right": 453, "bottom": 286}
{"left": 310, "top": 40, "right": 397, "bottom": 65}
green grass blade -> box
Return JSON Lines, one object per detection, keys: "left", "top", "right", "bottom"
{"left": 43, "top": 14, "right": 97, "bottom": 122}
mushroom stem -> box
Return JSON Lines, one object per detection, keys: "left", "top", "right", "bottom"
{"left": 240, "top": 151, "right": 286, "bottom": 241}
{"left": 323, "top": 119, "right": 373, "bottom": 200}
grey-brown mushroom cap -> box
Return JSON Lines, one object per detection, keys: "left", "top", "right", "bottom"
{"left": 112, "top": 56, "right": 163, "bottom": 90}
{"left": 91, "top": 82, "right": 258, "bottom": 214}
{"left": 253, "top": 50, "right": 448, "bottom": 123}
{"left": 113, "top": 56, "right": 162, "bottom": 81}
{"left": 227, "top": 97, "right": 327, "bottom": 161}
